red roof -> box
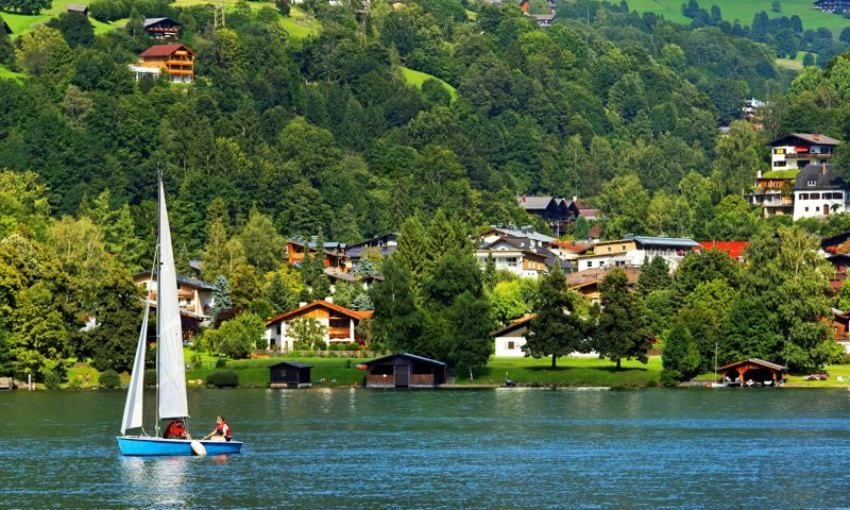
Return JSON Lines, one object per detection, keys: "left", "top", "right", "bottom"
{"left": 140, "top": 44, "right": 190, "bottom": 58}
{"left": 551, "top": 241, "right": 593, "bottom": 254}
{"left": 265, "top": 300, "right": 372, "bottom": 326}
{"left": 697, "top": 241, "right": 748, "bottom": 259}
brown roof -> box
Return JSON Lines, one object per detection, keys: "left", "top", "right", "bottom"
{"left": 140, "top": 44, "right": 191, "bottom": 58}
{"left": 551, "top": 241, "right": 593, "bottom": 254}
{"left": 717, "top": 358, "right": 787, "bottom": 372}
{"left": 265, "top": 300, "right": 372, "bottom": 326}
{"left": 566, "top": 267, "right": 640, "bottom": 289}
{"left": 490, "top": 314, "right": 535, "bottom": 336}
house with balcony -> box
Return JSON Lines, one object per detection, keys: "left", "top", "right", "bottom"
{"left": 768, "top": 133, "right": 839, "bottom": 171}
{"left": 263, "top": 299, "right": 372, "bottom": 352}
{"left": 286, "top": 238, "right": 347, "bottom": 270}
{"left": 792, "top": 163, "right": 850, "bottom": 220}
{"left": 567, "top": 266, "right": 640, "bottom": 303}
{"left": 133, "top": 271, "right": 215, "bottom": 327}
{"left": 131, "top": 44, "right": 194, "bottom": 83}
{"left": 747, "top": 169, "right": 798, "bottom": 217}
{"left": 516, "top": 196, "right": 579, "bottom": 236}
{"left": 475, "top": 232, "right": 556, "bottom": 278}
{"left": 575, "top": 240, "right": 635, "bottom": 271}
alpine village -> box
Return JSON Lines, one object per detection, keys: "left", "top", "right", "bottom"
{"left": 9, "top": 0, "right": 850, "bottom": 393}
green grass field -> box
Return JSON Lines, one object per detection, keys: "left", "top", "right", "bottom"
{"left": 400, "top": 66, "right": 458, "bottom": 102}
{"left": 626, "top": 0, "right": 850, "bottom": 35}
{"left": 460, "top": 356, "right": 662, "bottom": 386}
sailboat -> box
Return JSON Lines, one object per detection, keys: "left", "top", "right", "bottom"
{"left": 709, "top": 339, "right": 728, "bottom": 389}
{"left": 116, "top": 178, "right": 243, "bottom": 457}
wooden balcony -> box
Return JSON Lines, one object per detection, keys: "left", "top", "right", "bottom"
{"left": 786, "top": 152, "right": 832, "bottom": 160}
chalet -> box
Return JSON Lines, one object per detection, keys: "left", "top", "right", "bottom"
{"left": 746, "top": 169, "right": 798, "bottom": 217}
{"left": 768, "top": 133, "right": 838, "bottom": 171}
{"left": 717, "top": 358, "right": 787, "bottom": 387}
{"left": 814, "top": 0, "right": 850, "bottom": 13}
{"left": 269, "top": 361, "right": 312, "bottom": 388}
{"left": 264, "top": 299, "right": 372, "bottom": 352}
{"left": 567, "top": 266, "right": 640, "bottom": 303}
{"left": 131, "top": 44, "right": 194, "bottom": 83}
{"left": 67, "top": 4, "right": 88, "bottom": 15}
{"left": 517, "top": 196, "right": 579, "bottom": 235}
{"left": 792, "top": 163, "right": 850, "bottom": 220}
{"left": 143, "top": 17, "right": 181, "bottom": 38}
{"left": 363, "top": 353, "right": 447, "bottom": 388}
{"left": 345, "top": 232, "right": 398, "bottom": 267}
{"left": 133, "top": 271, "right": 215, "bottom": 322}
{"left": 286, "top": 238, "right": 347, "bottom": 270}
{"left": 475, "top": 235, "right": 553, "bottom": 278}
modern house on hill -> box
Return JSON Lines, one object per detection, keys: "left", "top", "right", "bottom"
{"left": 133, "top": 271, "right": 215, "bottom": 332}
{"left": 143, "top": 17, "right": 181, "bottom": 38}
{"left": 792, "top": 163, "right": 850, "bottom": 220}
{"left": 130, "top": 44, "right": 194, "bottom": 83}
{"left": 768, "top": 133, "right": 838, "bottom": 170}
{"left": 575, "top": 235, "right": 698, "bottom": 272}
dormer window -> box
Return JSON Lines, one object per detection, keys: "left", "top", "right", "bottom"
{"left": 807, "top": 180, "right": 817, "bottom": 187}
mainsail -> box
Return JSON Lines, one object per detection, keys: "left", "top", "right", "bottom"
{"left": 156, "top": 178, "right": 188, "bottom": 420}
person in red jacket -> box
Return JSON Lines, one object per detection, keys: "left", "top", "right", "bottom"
{"left": 203, "top": 415, "right": 232, "bottom": 442}
{"left": 163, "top": 419, "right": 188, "bottom": 439}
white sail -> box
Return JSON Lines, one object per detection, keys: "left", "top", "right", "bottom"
{"left": 156, "top": 179, "right": 189, "bottom": 420}
{"left": 120, "top": 299, "right": 150, "bottom": 434}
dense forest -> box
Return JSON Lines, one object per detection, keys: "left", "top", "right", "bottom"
{"left": 3, "top": 0, "right": 850, "bottom": 383}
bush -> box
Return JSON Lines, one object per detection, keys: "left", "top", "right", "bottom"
{"left": 99, "top": 369, "right": 121, "bottom": 389}
{"left": 43, "top": 370, "right": 62, "bottom": 390}
{"left": 206, "top": 369, "right": 239, "bottom": 388}
{"left": 215, "top": 357, "right": 227, "bottom": 368}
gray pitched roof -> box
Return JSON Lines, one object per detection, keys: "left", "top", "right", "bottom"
{"left": 794, "top": 163, "right": 850, "bottom": 191}
{"left": 627, "top": 235, "right": 700, "bottom": 249}
{"left": 769, "top": 133, "right": 840, "bottom": 147}
{"left": 517, "top": 196, "right": 555, "bottom": 211}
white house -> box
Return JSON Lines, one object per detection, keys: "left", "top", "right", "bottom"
{"left": 264, "top": 299, "right": 372, "bottom": 352}
{"left": 768, "top": 133, "right": 839, "bottom": 171}
{"left": 491, "top": 314, "right": 596, "bottom": 357}
{"left": 475, "top": 235, "right": 551, "bottom": 278}
{"left": 792, "top": 163, "right": 850, "bottom": 220}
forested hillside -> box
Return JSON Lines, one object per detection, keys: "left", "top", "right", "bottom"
{"left": 4, "top": 0, "right": 850, "bottom": 381}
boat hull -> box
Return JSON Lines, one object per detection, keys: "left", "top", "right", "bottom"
{"left": 116, "top": 436, "right": 243, "bottom": 457}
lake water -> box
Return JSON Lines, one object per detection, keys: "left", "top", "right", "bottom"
{"left": 3, "top": 388, "right": 850, "bottom": 509}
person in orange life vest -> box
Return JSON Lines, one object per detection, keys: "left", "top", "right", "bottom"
{"left": 163, "top": 419, "right": 188, "bottom": 439}
{"left": 203, "top": 415, "right": 232, "bottom": 442}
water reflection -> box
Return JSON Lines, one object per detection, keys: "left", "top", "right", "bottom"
{"left": 120, "top": 455, "right": 190, "bottom": 507}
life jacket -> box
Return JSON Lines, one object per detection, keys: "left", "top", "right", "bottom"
{"left": 216, "top": 421, "right": 232, "bottom": 439}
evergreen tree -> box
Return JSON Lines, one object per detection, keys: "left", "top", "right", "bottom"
{"left": 593, "top": 269, "right": 652, "bottom": 369}
{"left": 660, "top": 320, "right": 700, "bottom": 386}
{"left": 211, "top": 276, "right": 233, "bottom": 323}
{"left": 524, "top": 266, "right": 588, "bottom": 368}
{"left": 395, "top": 215, "right": 428, "bottom": 284}
{"left": 369, "top": 257, "right": 423, "bottom": 351}
{"left": 637, "top": 256, "right": 671, "bottom": 296}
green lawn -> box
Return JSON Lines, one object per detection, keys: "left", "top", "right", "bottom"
{"left": 400, "top": 66, "right": 458, "bottom": 102}
{"left": 186, "top": 356, "right": 367, "bottom": 387}
{"left": 626, "top": 0, "right": 850, "bottom": 36}
{"left": 460, "top": 356, "right": 663, "bottom": 387}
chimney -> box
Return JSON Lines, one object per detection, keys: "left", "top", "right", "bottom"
{"left": 299, "top": 301, "right": 307, "bottom": 307}
{"left": 757, "top": 170, "right": 762, "bottom": 179}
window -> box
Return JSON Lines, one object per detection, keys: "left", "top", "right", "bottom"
{"left": 800, "top": 193, "right": 809, "bottom": 200}
{"left": 505, "top": 257, "right": 518, "bottom": 267}
{"left": 774, "top": 148, "right": 785, "bottom": 155}
{"left": 807, "top": 180, "right": 817, "bottom": 187}
{"left": 773, "top": 161, "right": 786, "bottom": 168}
{"left": 587, "top": 261, "right": 593, "bottom": 268}
{"left": 805, "top": 207, "right": 809, "bottom": 212}
{"left": 810, "top": 193, "right": 821, "bottom": 200}
{"left": 507, "top": 341, "right": 515, "bottom": 350}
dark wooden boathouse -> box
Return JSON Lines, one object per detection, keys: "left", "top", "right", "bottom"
{"left": 364, "top": 353, "right": 447, "bottom": 388}
{"left": 269, "top": 361, "right": 312, "bottom": 388}
{"left": 717, "top": 358, "right": 787, "bottom": 387}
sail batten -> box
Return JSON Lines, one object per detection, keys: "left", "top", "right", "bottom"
{"left": 156, "top": 179, "right": 189, "bottom": 420}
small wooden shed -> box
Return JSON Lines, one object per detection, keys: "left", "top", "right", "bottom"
{"left": 364, "top": 353, "right": 447, "bottom": 388}
{"left": 718, "top": 358, "right": 787, "bottom": 387}
{"left": 269, "top": 361, "right": 312, "bottom": 388}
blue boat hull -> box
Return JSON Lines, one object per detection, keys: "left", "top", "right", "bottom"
{"left": 116, "top": 436, "right": 243, "bottom": 456}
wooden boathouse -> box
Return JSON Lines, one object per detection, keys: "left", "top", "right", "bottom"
{"left": 269, "top": 361, "right": 312, "bottom": 388}
{"left": 364, "top": 353, "right": 447, "bottom": 388}
{"left": 717, "top": 358, "right": 787, "bottom": 387}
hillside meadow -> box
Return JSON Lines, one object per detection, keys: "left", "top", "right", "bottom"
{"left": 627, "top": 0, "right": 850, "bottom": 35}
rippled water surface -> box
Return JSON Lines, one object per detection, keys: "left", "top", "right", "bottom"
{"left": 4, "top": 388, "right": 850, "bottom": 509}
